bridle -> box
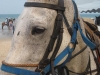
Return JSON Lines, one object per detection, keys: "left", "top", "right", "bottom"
{"left": 1, "top": 0, "right": 99, "bottom": 75}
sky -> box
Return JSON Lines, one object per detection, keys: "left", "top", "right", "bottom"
{"left": 76, "top": 0, "right": 100, "bottom": 12}
{"left": 0, "top": 0, "right": 26, "bottom": 14}
{"left": 0, "top": 0, "right": 100, "bottom": 14}
{"left": 75, "top": 0, "right": 96, "bottom": 5}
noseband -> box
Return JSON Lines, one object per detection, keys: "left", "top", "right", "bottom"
{"left": 1, "top": 0, "right": 98, "bottom": 75}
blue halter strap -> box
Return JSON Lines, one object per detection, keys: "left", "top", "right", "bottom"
{"left": 1, "top": 0, "right": 96, "bottom": 75}
{"left": 72, "top": 0, "right": 96, "bottom": 50}
{"left": 1, "top": 64, "right": 40, "bottom": 75}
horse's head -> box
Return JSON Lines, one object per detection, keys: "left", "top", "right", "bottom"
{"left": 1, "top": 0, "right": 86, "bottom": 75}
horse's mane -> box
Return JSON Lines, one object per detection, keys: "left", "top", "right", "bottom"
{"left": 84, "top": 21, "right": 100, "bottom": 38}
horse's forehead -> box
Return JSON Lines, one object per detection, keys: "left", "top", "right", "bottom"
{"left": 20, "top": 8, "right": 57, "bottom": 23}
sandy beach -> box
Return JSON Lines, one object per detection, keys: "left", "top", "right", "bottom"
{"left": 83, "top": 18, "right": 95, "bottom": 24}
{"left": 0, "top": 39, "right": 11, "bottom": 65}
{"left": 0, "top": 26, "right": 13, "bottom": 65}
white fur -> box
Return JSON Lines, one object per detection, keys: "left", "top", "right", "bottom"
{"left": 0, "top": 0, "right": 97, "bottom": 75}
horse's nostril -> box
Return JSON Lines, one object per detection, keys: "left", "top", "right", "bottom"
{"left": 17, "top": 31, "right": 20, "bottom": 36}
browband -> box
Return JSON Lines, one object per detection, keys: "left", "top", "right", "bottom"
{"left": 24, "top": 2, "right": 65, "bottom": 11}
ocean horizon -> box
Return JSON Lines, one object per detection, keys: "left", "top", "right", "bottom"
{"left": 80, "top": 13, "right": 100, "bottom": 18}
{"left": 0, "top": 13, "right": 100, "bottom": 24}
{"left": 0, "top": 13, "right": 100, "bottom": 27}
{"left": 0, "top": 14, "right": 19, "bottom": 22}
{"left": 0, "top": 13, "right": 100, "bottom": 20}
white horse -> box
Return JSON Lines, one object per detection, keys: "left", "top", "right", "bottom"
{"left": 0, "top": 0, "right": 97, "bottom": 75}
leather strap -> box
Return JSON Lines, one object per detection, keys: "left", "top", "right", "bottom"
{"left": 67, "top": 56, "right": 97, "bottom": 75}
{"left": 84, "top": 21, "right": 100, "bottom": 38}
{"left": 69, "top": 45, "right": 87, "bottom": 61}
{"left": 36, "top": 1, "right": 65, "bottom": 75}
{"left": 24, "top": 2, "right": 65, "bottom": 11}
{"left": 2, "top": 61, "right": 38, "bottom": 67}
{"left": 1, "top": 64, "right": 40, "bottom": 75}
{"left": 63, "top": 13, "right": 73, "bottom": 36}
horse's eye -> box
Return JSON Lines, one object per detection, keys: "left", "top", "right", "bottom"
{"left": 31, "top": 26, "right": 46, "bottom": 35}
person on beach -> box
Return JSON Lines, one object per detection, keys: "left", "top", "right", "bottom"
{"left": 5, "top": 18, "right": 9, "bottom": 26}
{"left": 9, "top": 20, "right": 13, "bottom": 30}
{"left": 12, "top": 18, "right": 15, "bottom": 34}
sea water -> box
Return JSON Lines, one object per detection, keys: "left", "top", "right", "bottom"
{"left": 0, "top": 14, "right": 19, "bottom": 22}
{"left": 0, "top": 13, "right": 100, "bottom": 30}
{"left": 0, "top": 13, "right": 100, "bottom": 22}
{"left": 0, "top": 14, "right": 19, "bottom": 30}
{"left": 0, "top": 14, "right": 19, "bottom": 38}
{"left": 80, "top": 13, "right": 100, "bottom": 18}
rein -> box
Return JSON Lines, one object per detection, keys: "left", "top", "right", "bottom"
{"left": 1, "top": 0, "right": 98, "bottom": 75}
{"left": 2, "top": 61, "right": 38, "bottom": 67}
